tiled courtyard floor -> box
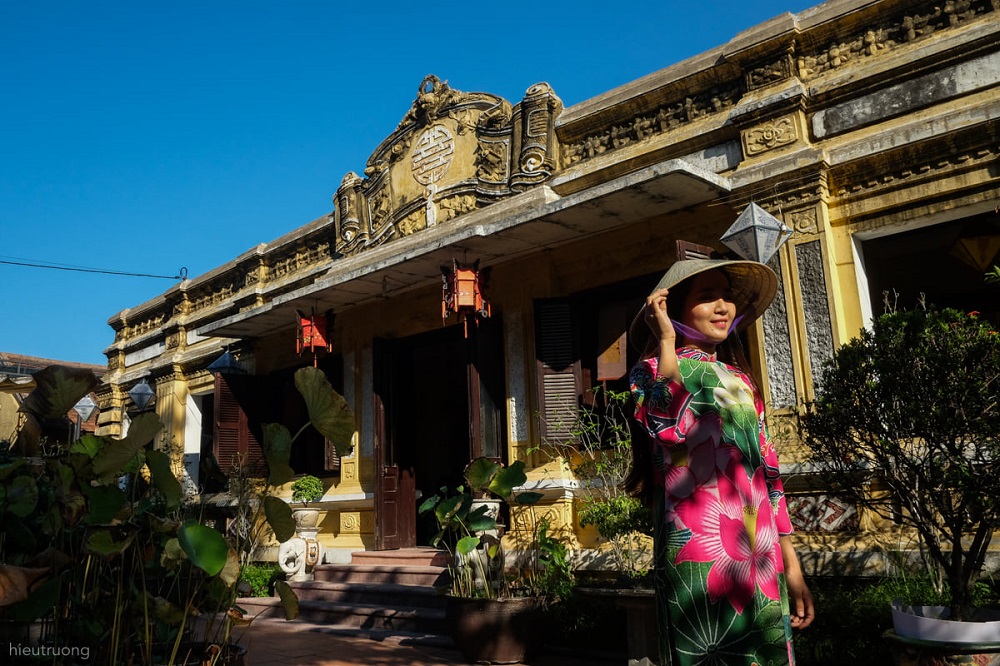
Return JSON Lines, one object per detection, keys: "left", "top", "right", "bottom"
{"left": 233, "top": 617, "right": 624, "bottom": 666}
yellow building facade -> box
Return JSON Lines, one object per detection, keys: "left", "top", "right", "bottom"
{"left": 97, "top": 0, "right": 1000, "bottom": 569}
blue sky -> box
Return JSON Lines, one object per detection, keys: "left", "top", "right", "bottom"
{"left": 0, "top": 1, "right": 816, "bottom": 366}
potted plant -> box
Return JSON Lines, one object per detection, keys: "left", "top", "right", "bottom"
{"left": 0, "top": 364, "right": 355, "bottom": 664}
{"left": 531, "top": 385, "right": 655, "bottom": 663}
{"left": 419, "top": 456, "right": 575, "bottom": 664}
{"left": 801, "top": 306, "right": 1000, "bottom": 659}
{"left": 277, "top": 474, "right": 327, "bottom": 582}
{"left": 288, "top": 474, "right": 324, "bottom": 528}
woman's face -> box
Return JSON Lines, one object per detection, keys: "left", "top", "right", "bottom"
{"left": 679, "top": 270, "right": 737, "bottom": 351}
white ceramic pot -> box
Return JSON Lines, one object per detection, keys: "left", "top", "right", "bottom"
{"left": 891, "top": 602, "right": 1000, "bottom": 643}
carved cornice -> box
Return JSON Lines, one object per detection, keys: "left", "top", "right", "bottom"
{"left": 119, "top": 312, "right": 168, "bottom": 342}
{"left": 830, "top": 124, "right": 1000, "bottom": 200}
{"left": 560, "top": 0, "right": 997, "bottom": 170}
{"left": 733, "top": 169, "right": 828, "bottom": 208}
{"left": 113, "top": 221, "right": 340, "bottom": 348}
{"left": 561, "top": 82, "right": 742, "bottom": 167}
{"left": 746, "top": 48, "right": 795, "bottom": 92}
{"left": 269, "top": 241, "right": 333, "bottom": 283}
{"left": 796, "top": 0, "right": 995, "bottom": 81}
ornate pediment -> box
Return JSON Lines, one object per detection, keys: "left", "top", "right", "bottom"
{"left": 333, "top": 76, "right": 562, "bottom": 257}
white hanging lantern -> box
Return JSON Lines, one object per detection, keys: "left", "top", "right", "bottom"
{"left": 128, "top": 378, "right": 155, "bottom": 411}
{"left": 73, "top": 395, "right": 98, "bottom": 422}
{"left": 720, "top": 202, "right": 793, "bottom": 265}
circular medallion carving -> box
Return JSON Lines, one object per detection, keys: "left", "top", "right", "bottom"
{"left": 411, "top": 125, "right": 454, "bottom": 185}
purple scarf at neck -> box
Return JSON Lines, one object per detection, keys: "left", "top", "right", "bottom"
{"left": 670, "top": 315, "right": 743, "bottom": 345}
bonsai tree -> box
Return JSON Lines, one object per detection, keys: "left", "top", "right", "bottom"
{"left": 290, "top": 474, "right": 324, "bottom": 505}
{"left": 801, "top": 306, "right": 1000, "bottom": 621}
{"left": 419, "top": 457, "right": 574, "bottom": 602}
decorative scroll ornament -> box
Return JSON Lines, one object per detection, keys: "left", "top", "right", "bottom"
{"left": 721, "top": 203, "right": 793, "bottom": 265}
{"left": 441, "top": 259, "right": 491, "bottom": 338}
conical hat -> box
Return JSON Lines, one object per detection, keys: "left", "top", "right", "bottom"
{"left": 628, "top": 258, "right": 778, "bottom": 351}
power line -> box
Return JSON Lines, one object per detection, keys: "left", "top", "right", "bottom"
{"left": 0, "top": 256, "right": 187, "bottom": 280}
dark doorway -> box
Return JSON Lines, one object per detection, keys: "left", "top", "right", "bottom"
{"left": 862, "top": 213, "right": 1000, "bottom": 326}
{"left": 374, "top": 318, "right": 507, "bottom": 549}
{"left": 394, "top": 324, "right": 473, "bottom": 546}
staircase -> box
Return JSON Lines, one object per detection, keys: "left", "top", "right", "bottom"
{"left": 240, "top": 548, "right": 452, "bottom": 640}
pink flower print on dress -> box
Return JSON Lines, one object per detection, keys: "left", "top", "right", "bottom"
{"left": 661, "top": 414, "right": 740, "bottom": 516}
{"left": 674, "top": 462, "right": 783, "bottom": 614}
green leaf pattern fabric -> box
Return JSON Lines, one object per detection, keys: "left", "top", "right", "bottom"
{"left": 632, "top": 348, "right": 796, "bottom": 665}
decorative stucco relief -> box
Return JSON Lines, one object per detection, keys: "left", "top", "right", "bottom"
{"left": 120, "top": 313, "right": 167, "bottom": 342}
{"left": 189, "top": 279, "right": 239, "bottom": 314}
{"left": 746, "top": 52, "right": 794, "bottom": 91}
{"left": 340, "top": 512, "right": 361, "bottom": 534}
{"left": 510, "top": 83, "right": 562, "bottom": 190}
{"left": 742, "top": 115, "right": 799, "bottom": 156}
{"left": 332, "top": 75, "right": 547, "bottom": 259}
{"left": 439, "top": 194, "right": 477, "bottom": 222}
{"left": 271, "top": 242, "right": 331, "bottom": 282}
{"left": 244, "top": 260, "right": 267, "bottom": 288}
{"left": 788, "top": 207, "right": 819, "bottom": 235}
{"left": 476, "top": 138, "right": 510, "bottom": 184}
{"left": 396, "top": 208, "right": 424, "bottom": 237}
{"left": 795, "top": 241, "right": 835, "bottom": 395}
{"left": 796, "top": 0, "right": 994, "bottom": 79}
{"left": 561, "top": 83, "right": 741, "bottom": 167}
{"left": 560, "top": 0, "right": 995, "bottom": 171}
{"left": 763, "top": 255, "right": 796, "bottom": 410}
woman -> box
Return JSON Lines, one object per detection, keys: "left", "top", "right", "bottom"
{"left": 626, "top": 258, "right": 814, "bottom": 665}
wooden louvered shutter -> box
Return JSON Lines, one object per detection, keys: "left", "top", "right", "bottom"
{"left": 676, "top": 239, "right": 720, "bottom": 260}
{"left": 535, "top": 299, "right": 582, "bottom": 447}
{"left": 324, "top": 438, "right": 341, "bottom": 472}
{"left": 213, "top": 373, "right": 265, "bottom": 475}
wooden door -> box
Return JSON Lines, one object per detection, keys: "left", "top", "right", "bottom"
{"left": 373, "top": 338, "right": 416, "bottom": 549}
{"left": 468, "top": 317, "right": 506, "bottom": 461}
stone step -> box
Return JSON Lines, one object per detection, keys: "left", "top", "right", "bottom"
{"left": 349, "top": 547, "right": 450, "bottom": 568}
{"left": 240, "top": 597, "right": 448, "bottom": 635}
{"left": 290, "top": 580, "right": 447, "bottom": 609}
{"left": 313, "top": 563, "right": 449, "bottom": 587}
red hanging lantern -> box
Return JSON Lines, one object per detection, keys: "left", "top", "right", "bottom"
{"left": 296, "top": 309, "right": 334, "bottom": 365}
{"left": 441, "top": 259, "right": 491, "bottom": 337}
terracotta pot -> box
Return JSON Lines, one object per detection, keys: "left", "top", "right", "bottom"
{"left": 445, "top": 595, "right": 548, "bottom": 664}
{"left": 577, "top": 586, "right": 656, "bottom": 665}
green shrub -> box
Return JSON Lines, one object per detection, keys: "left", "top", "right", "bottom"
{"left": 290, "top": 474, "right": 324, "bottom": 503}
{"left": 794, "top": 575, "right": 1000, "bottom": 666}
{"left": 240, "top": 562, "right": 284, "bottom": 597}
{"left": 802, "top": 307, "right": 1000, "bottom": 620}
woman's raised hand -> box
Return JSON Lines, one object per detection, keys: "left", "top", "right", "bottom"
{"left": 645, "top": 288, "right": 675, "bottom": 344}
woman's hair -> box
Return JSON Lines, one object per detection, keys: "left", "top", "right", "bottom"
{"left": 624, "top": 269, "right": 761, "bottom": 506}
